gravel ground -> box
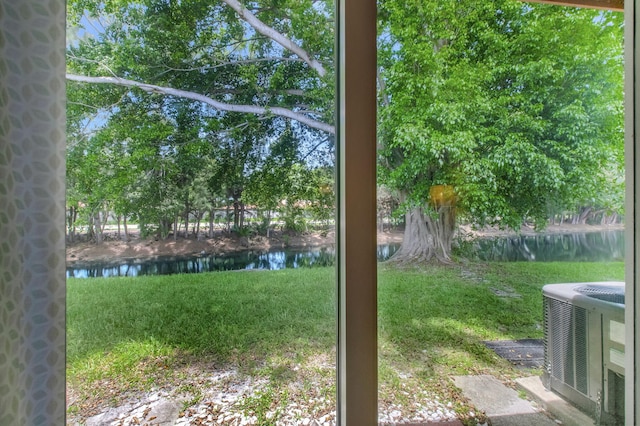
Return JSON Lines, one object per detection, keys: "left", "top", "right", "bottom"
{"left": 71, "top": 363, "right": 461, "bottom": 425}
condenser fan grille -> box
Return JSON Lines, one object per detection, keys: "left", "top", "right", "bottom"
{"left": 545, "top": 298, "right": 588, "bottom": 394}
{"left": 575, "top": 285, "right": 625, "bottom": 304}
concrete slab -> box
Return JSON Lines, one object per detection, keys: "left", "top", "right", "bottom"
{"left": 516, "top": 376, "right": 596, "bottom": 426}
{"left": 453, "top": 375, "right": 557, "bottom": 426}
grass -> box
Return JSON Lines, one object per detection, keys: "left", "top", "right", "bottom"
{"left": 377, "top": 262, "right": 624, "bottom": 379}
{"left": 67, "top": 261, "right": 624, "bottom": 422}
{"left": 67, "top": 268, "right": 336, "bottom": 363}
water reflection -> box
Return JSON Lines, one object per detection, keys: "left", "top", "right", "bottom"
{"left": 67, "top": 231, "right": 624, "bottom": 279}
{"left": 67, "top": 245, "right": 399, "bottom": 279}
{"left": 471, "top": 230, "right": 624, "bottom": 262}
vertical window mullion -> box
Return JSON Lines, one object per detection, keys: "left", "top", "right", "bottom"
{"left": 337, "top": 0, "right": 378, "bottom": 424}
{"left": 624, "top": 0, "right": 638, "bottom": 422}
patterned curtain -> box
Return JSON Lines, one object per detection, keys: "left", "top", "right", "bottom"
{"left": 0, "top": 1, "right": 67, "bottom": 424}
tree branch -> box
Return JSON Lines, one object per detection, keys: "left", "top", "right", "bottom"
{"left": 66, "top": 73, "right": 335, "bottom": 134}
{"left": 220, "top": 0, "right": 327, "bottom": 77}
{"left": 150, "top": 57, "right": 306, "bottom": 77}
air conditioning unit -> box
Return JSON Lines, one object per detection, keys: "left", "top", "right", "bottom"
{"left": 542, "top": 282, "right": 625, "bottom": 425}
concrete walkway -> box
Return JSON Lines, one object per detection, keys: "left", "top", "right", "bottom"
{"left": 453, "top": 375, "right": 562, "bottom": 426}
{"left": 452, "top": 375, "right": 598, "bottom": 426}
{"left": 516, "top": 376, "right": 595, "bottom": 426}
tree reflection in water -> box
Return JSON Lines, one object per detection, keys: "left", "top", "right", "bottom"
{"left": 67, "top": 231, "right": 624, "bottom": 278}
{"left": 472, "top": 230, "right": 624, "bottom": 262}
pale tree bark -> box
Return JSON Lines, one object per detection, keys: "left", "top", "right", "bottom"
{"left": 183, "top": 197, "right": 190, "bottom": 239}
{"left": 390, "top": 205, "right": 456, "bottom": 264}
{"left": 194, "top": 211, "right": 202, "bottom": 238}
{"left": 239, "top": 201, "right": 245, "bottom": 229}
{"left": 123, "top": 216, "right": 129, "bottom": 241}
{"left": 66, "top": 74, "right": 335, "bottom": 134}
{"left": 67, "top": 1, "right": 334, "bottom": 134}
{"left": 209, "top": 208, "right": 215, "bottom": 238}
{"left": 426, "top": 205, "right": 456, "bottom": 261}
{"left": 100, "top": 209, "right": 109, "bottom": 235}
{"left": 221, "top": 0, "right": 327, "bottom": 77}
{"left": 174, "top": 216, "right": 179, "bottom": 241}
{"left": 94, "top": 211, "right": 103, "bottom": 244}
{"left": 266, "top": 210, "right": 272, "bottom": 238}
{"left": 390, "top": 207, "right": 435, "bottom": 263}
{"left": 67, "top": 206, "right": 77, "bottom": 243}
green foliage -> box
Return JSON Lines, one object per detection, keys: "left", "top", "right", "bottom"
{"left": 378, "top": 1, "right": 624, "bottom": 232}
{"left": 282, "top": 206, "right": 307, "bottom": 232}
{"left": 66, "top": 0, "right": 336, "bottom": 237}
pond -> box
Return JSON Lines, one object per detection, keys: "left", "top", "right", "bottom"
{"left": 470, "top": 230, "right": 624, "bottom": 262}
{"left": 66, "top": 230, "right": 624, "bottom": 278}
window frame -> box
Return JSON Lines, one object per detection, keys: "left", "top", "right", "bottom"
{"left": 336, "top": 0, "right": 378, "bottom": 424}
{"left": 0, "top": 0, "right": 637, "bottom": 424}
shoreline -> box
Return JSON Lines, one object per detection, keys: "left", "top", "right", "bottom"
{"left": 66, "top": 223, "right": 624, "bottom": 265}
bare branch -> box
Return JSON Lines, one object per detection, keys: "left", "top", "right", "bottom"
{"left": 377, "top": 67, "right": 390, "bottom": 108}
{"left": 301, "top": 136, "right": 331, "bottom": 161}
{"left": 66, "top": 73, "right": 335, "bottom": 134}
{"left": 150, "top": 57, "right": 306, "bottom": 78}
{"left": 67, "top": 52, "right": 121, "bottom": 79}
{"left": 220, "top": 0, "right": 327, "bottom": 77}
{"left": 284, "top": 89, "right": 306, "bottom": 96}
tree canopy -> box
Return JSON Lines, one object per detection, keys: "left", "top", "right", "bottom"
{"left": 66, "top": 0, "right": 336, "bottom": 240}
{"left": 378, "top": 0, "right": 624, "bottom": 262}
{"left": 66, "top": 0, "right": 624, "bottom": 262}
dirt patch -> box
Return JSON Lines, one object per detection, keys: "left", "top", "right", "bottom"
{"left": 66, "top": 230, "right": 336, "bottom": 264}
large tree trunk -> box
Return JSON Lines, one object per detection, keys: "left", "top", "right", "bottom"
{"left": 390, "top": 205, "right": 455, "bottom": 264}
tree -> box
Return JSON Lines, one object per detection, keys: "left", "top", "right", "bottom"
{"left": 66, "top": 0, "right": 623, "bottom": 265}
{"left": 378, "top": 0, "right": 624, "bottom": 263}
{"left": 66, "top": 0, "right": 334, "bottom": 132}
{"left": 66, "top": 0, "right": 336, "bottom": 238}
{"left": 243, "top": 123, "right": 299, "bottom": 235}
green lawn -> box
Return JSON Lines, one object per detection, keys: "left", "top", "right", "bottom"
{"left": 67, "top": 262, "right": 624, "bottom": 421}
